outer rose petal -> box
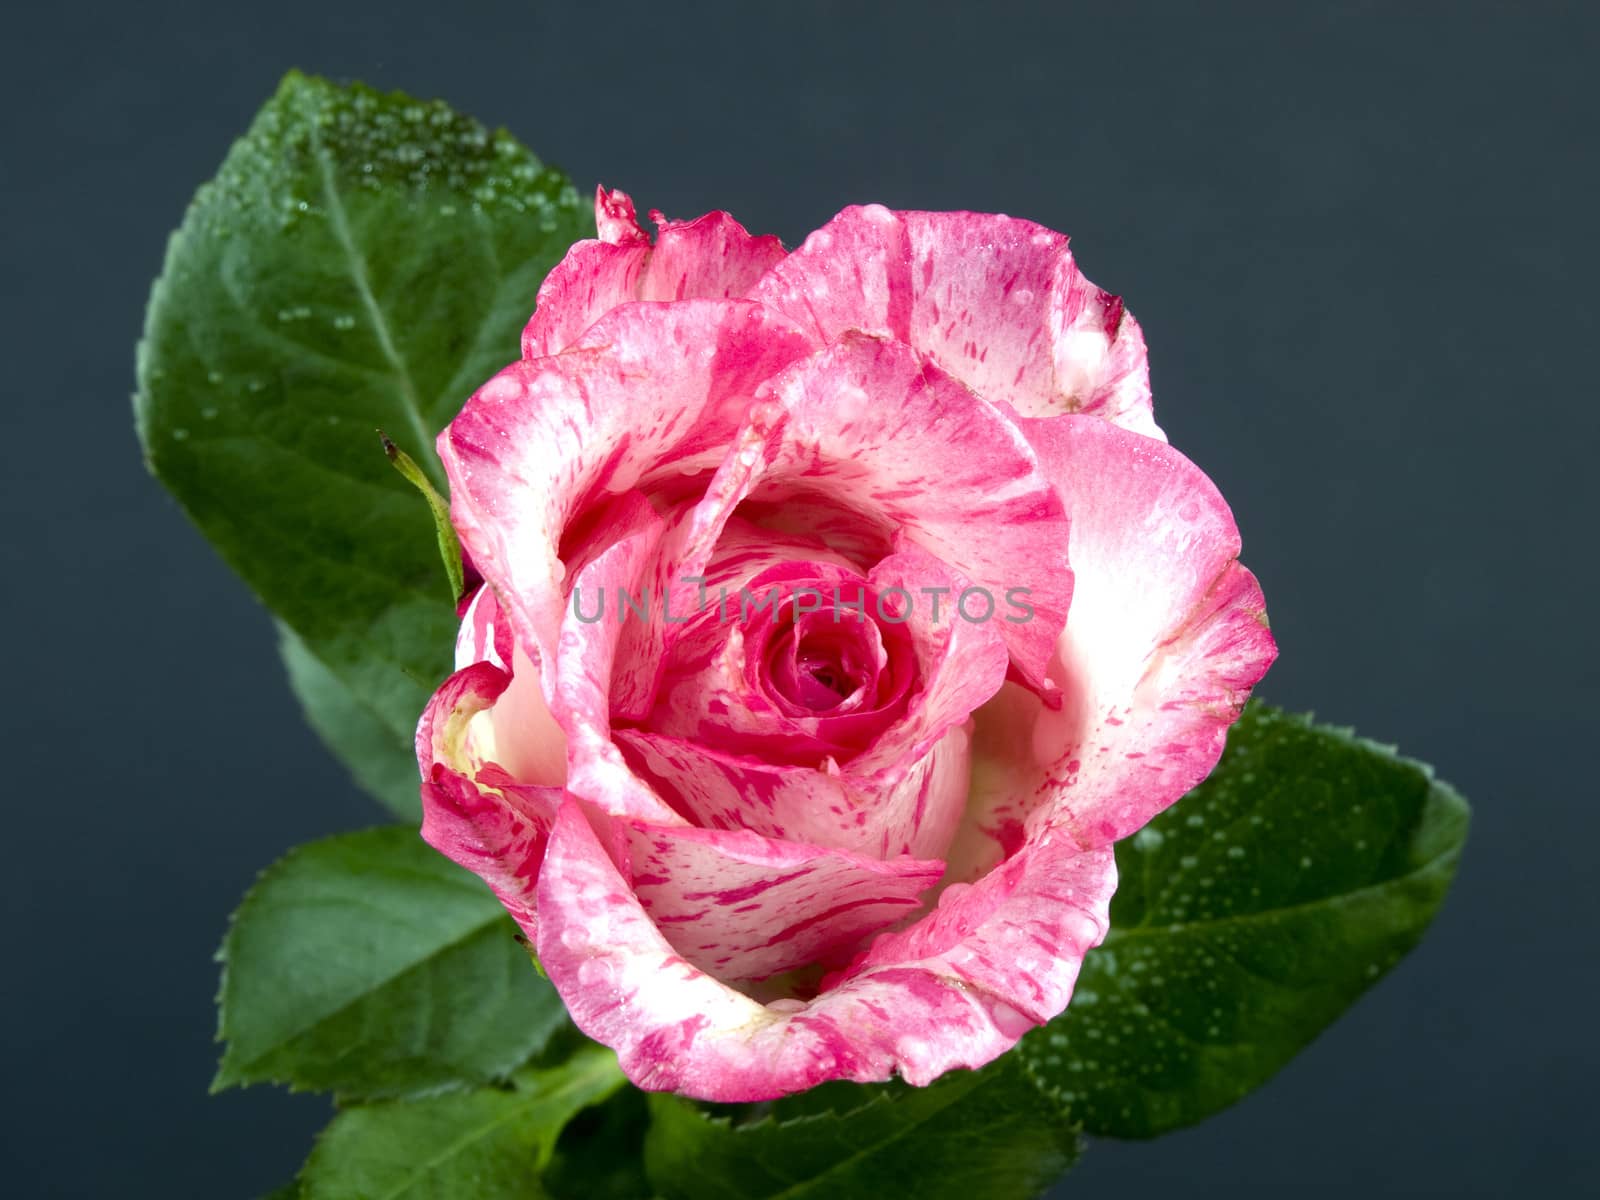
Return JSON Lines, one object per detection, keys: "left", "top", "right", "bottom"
{"left": 594, "top": 186, "right": 650, "bottom": 245}
{"left": 416, "top": 662, "right": 561, "bottom": 934}
{"left": 838, "top": 824, "right": 1114, "bottom": 1026}
{"left": 421, "top": 766, "right": 557, "bottom": 939}
{"left": 441, "top": 299, "right": 814, "bottom": 685}
{"left": 523, "top": 187, "right": 786, "bottom": 357}
{"left": 445, "top": 587, "right": 567, "bottom": 791}
{"left": 441, "top": 591, "right": 567, "bottom": 787}
{"left": 416, "top": 660, "right": 512, "bottom": 787}
{"left": 641, "top": 209, "right": 787, "bottom": 303}
{"left": 453, "top": 584, "right": 510, "bottom": 671}
{"left": 749, "top": 205, "right": 1158, "bottom": 437}
{"left": 611, "top": 817, "right": 945, "bottom": 982}
{"left": 951, "top": 413, "right": 1277, "bottom": 875}
{"left": 535, "top": 801, "right": 1114, "bottom": 1101}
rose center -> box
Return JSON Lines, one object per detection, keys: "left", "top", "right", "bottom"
{"left": 787, "top": 641, "right": 858, "bottom": 709}
{"left": 764, "top": 611, "right": 879, "bottom": 715}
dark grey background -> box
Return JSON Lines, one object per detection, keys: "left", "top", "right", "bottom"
{"left": 5, "top": 1, "right": 1594, "bottom": 1196}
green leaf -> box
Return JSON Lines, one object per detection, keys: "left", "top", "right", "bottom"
{"left": 643, "top": 1056, "right": 1079, "bottom": 1200}
{"left": 543, "top": 1086, "right": 657, "bottom": 1200}
{"left": 134, "top": 70, "right": 591, "bottom": 803}
{"left": 298, "top": 1043, "right": 626, "bottom": 1200}
{"left": 1021, "top": 701, "right": 1470, "bottom": 1138}
{"left": 216, "top": 826, "right": 566, "bottom": 1101}
{"left": 278, "top": 623, "right": 421, "bottom": 819}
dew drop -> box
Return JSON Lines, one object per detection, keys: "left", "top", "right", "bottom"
{"left": 1132, "top": 827, "right": 1164, "bottom": 852}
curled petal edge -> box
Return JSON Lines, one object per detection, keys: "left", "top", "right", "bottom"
{"left": 534, "top": 800, "right": 1114, "bottom": 1101}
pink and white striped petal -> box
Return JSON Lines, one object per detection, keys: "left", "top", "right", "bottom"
{"left": 605, "top": 415, "right": 777, "bottom": 721}
{"left": 594, "top": 186, "right": 650, "bottom": 245}
{"left": 626, "top": 536, "right": 1005, "bottom": 864}
{"left": 836, "top": 822, "right": 1116, "bottom": 1026}
{"left": 421, "top": 766, "right": 559, "bottom": 940}
{"left": 646, "top": 558, "right": 909, "bottom": 764}
{"left": 415, "top": 661, "right": 519, "bottom": 786}
{"left": 548, "top": 492, "right": 682, "bottom": 826}
{"left": 949, "top": 414, "right": 1277, "bottom": 876}
{"left": 535, "top": 800, "right": 1114, "bottom": 1101}
{"left": 639, "top": 209, "right": 786, "bottom": 303}
{"left": 453, "top": 584, "right": 511, "bottom": 672}
{"left": 616, "top": 722, "right": 971, "bottom": 861}
{"left": 749, "top": 205, "right": 1157, "bottom": 437}
{"left": 440, "top": 299, "right": 814, "bottom": 686}
{"left": 450, "top": 579, "right": 569, "bottom": 790}
{"left": 851, "top": 544, "right": 1010, "bottom": 777}
{"left": 613, "top": 816, "right": 945, "bottom": 983}
{"left": 755, "top": 332, "right": 1073, "bottom": 685}
{"left": 415, "top": 661, "right": 562, "bottom": 932}
{"left": 523, "top": 188, "right": 787, "bottom": 357}
{"left": 729, "top": 487, "right": 896, "bottom": 570}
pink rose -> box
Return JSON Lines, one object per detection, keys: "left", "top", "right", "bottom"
{"left": 417, "top": 188, "right": 1276, "bottom": 1101}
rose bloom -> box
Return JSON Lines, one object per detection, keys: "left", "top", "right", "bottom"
{"left": 417, "top": 189, "right": 1276, "bottom": 1101}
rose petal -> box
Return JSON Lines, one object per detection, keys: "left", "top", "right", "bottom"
{"left": 950, "top": 413, "right": 1277, "bottom": 875}
{"left": 612, "top": 816, "right": 945, "bottom": 982}
{"left": 839, "top": 823, "right": 1116, "bottom": 1026}
{"left": 755, "top": 332, "right": 1072, "bottom": 685}
{"left": 487, "top": 645, "right": 569, "bottom": 788}
{"left": 595, "top": 185, "right": 650, "bottom": 245}
{"left": 535, "top": 800, "right": 1114, "bottom": 1100}
{"left": 441, "top": 299, "right": 815, "bottom": 686}
{"left": 421, "top": 766, "right": 558, "bottom": 939}
{"left": 641, "top": 209, "right": 787, "bottom": 302}
{"left": 939, "top": 680, "right": 1044, "bottom": 883}
{"left": 523, "top": 188, "right": 787, "bottom": 357}
{"left": 648, "top": 558, "right": 911, "bottom": 764}
{"left": 453, "top": 584, "right": 511, "bottom": 671}
{"left": 1048, "top": 256, "right": 1155, "bottom": 436}
{"left": 630, "top": 547, "right": 1005, "bottom": 861}
{"left": 416, "top": 662, "right": 561, "bottom": 932}
{"left": 687, "top": 513, "right": 863, "bottom": 587}
{"left": 852, "top": 543, "right": 1010, "bottom": 777}
{"left": 749, "top": 205, "right": 1157, "bottom": 436}
{"left": 549, "top": 491, "right": 682, "bottom": 824}
{"left": 415, "top": 661, "right": 519, "bottom": 784}
{"left": 519, "top": 239, "right": 649, "bottom": 361}
{"left": 606, "top": 414, "right": 776, "bottom": 721}
{"left": 730, "top": 486, "right": 896, "bottom": 569}
{"left": 616, "top": 723, "right": 971, "bottom": 861}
